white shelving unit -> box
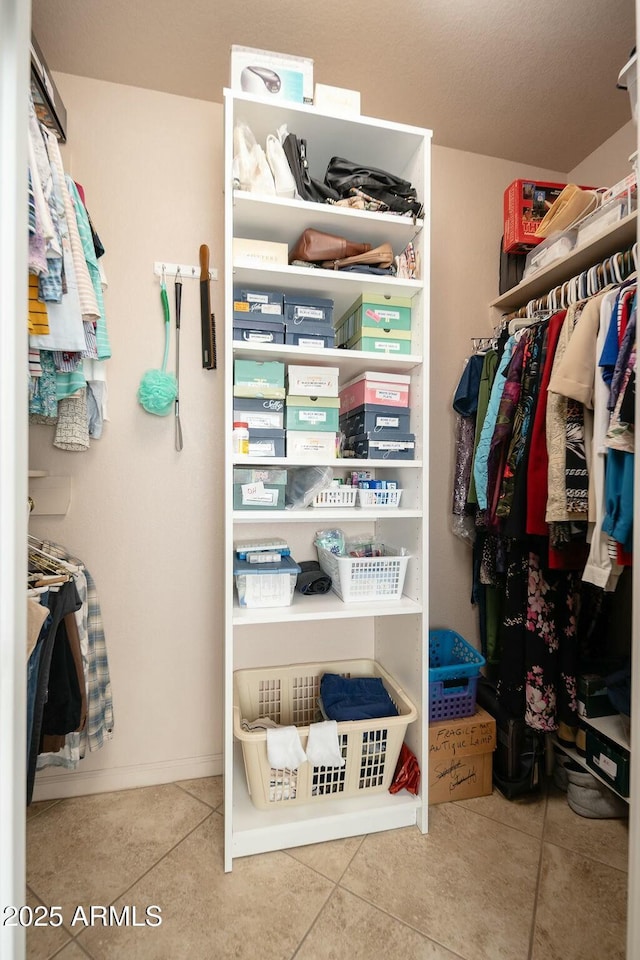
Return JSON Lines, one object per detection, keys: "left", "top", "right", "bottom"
{"left": 223, "top": 89, "right": 431, "bottom": 871}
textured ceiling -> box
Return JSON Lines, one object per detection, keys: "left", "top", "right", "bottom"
{"left": 31, "top": 0, "right": 635, "bottom": 170}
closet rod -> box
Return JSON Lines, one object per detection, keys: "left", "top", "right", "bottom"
{"left": 504, "top": 242, "right": 637, "bottom": 323}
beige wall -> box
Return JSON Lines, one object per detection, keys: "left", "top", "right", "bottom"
{"left": 30, "top": 74, "right": 226, "bottom": 796}
{"left": 428, "top": 146, "right": 565, "bottom": 643}
{"left": 569, "top": 119, "right": 636, "bottom": 186}
{"left": 29, "top": 71, "right": 635, "bottom": 797}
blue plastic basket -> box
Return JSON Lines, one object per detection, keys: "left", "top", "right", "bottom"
{"left": 429, "top": 629, "right": 485, "bottom": 681}
{"left": 429, "top": 674, "right": 479, "bottom": 722}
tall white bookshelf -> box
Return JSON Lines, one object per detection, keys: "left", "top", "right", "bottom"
{"left": 223, "top": 89, "right": 432, "bottom": 871}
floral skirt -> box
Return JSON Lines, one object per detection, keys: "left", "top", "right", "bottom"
{"left": 497, "top": 542, "right": 580, "bottom": 732}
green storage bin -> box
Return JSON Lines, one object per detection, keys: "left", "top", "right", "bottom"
{"left": 285, "top": 395, "right": 340, "bottom": 432}
{"left": 337, "top": 294, "right": 413, "bottom": 346}
{"left": 233, "top": 468, "right": 287, "bottom": 510}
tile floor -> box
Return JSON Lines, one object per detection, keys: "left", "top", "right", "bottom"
{"left": 25, "top": 775, "right": 628, "bottom": 960}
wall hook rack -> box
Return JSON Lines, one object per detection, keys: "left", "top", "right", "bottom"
{"left": 153, "top": 261, "right": 218, "bottom": 282}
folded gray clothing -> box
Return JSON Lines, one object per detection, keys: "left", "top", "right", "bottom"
{"left": 241, "top": 717, "right": 280, "bottom": 732}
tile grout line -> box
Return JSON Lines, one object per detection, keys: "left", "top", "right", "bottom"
{"left": 26, "top": 798, "right": 64, "bottom": 822}
{"left": 48, "top": 935, "right": 95, "bottom": 960}
{"left": 172, "top": 780, "right": 222, "bottom": 811}
{"left": 288, "top": 883, "right": 339, "bottom": 960}
{"left": 64, "top": 810, "right": 217, "bottom": 943}
{"left": 526, "top": 785, "right": 550, "bottom": 960}
{"left": 334, "top": 880, "right": 469, "bottom": 960}
{"left": 453, "top": 796, "right": 548, "bottom": 843}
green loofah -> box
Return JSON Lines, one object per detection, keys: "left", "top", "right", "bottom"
{"left": 138, "top": 280, "right": 177, "bottom": 416}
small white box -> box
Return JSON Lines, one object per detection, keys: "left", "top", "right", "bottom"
{"left": 618, "top": 53, "right": 638, "bottom": 124}
{"left": 287, "top": 364, "right": 339, "bottom": 397}
{"left": 314, "top": 83, "right": 361, "bottom": 116}
{"left": 231, "top": 45, "right": 314, "bottom": 104}
{"left": 233, "top": 238, "right": 288, "bottom": 268}
{"left": 286, "top": 431, "right": 337, "bottom": 460}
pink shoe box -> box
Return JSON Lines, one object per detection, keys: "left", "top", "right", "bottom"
{"left": 339, "top": 371, "right": 410, "bottom": 416}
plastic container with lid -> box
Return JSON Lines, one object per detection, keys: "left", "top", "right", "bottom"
{"left": 233, "top": 422, "right": 250, "bottom": 455}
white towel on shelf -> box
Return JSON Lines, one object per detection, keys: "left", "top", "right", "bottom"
{"left": 306, "top": 720, "right": 345, "bottom": 768}
{"left": 266, "top": 725, "right": 307, "bottom": 770}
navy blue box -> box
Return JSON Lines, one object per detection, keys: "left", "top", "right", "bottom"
{"left": 343, "top": 433, "right": 416, "bottom": 460}
{"left": 233, "top": 397, "right": 285, "bottom": 430}
{"left": 233, "top": 314, "right": 285, "bottom": 345}
{"left": 283, "top": 294, "right": 334, "bottom": 326}
{"left": 248, "top": 428, "right": 286, "bottom": 458}
{"left": 285, "top": 320, "right": 335, "bottom": 349}
{"left": 340, "top": 404, "right": 411, "bottom": 437}
{"left": 234, "top": 288, "right": 284, "bottom": 312}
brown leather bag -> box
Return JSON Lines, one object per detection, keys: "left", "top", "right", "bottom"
{"left": 322, "top": 242, "right": 394, "bottom": 270}
{"left": 289, "top": 228, "right": 371, "bottom": 264}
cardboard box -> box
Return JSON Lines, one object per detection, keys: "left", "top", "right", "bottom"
{"left": 286, "top": 395, "right": 340, "bottom": 432}
{"left": 286, "top": 431, "right": 337, "bottom": 459}
{"left": 429, "top": 706, "right": 496, "bottom": 805}
{"left": 230, "top": 45, "right": 313, "bottom": 104}
{"left": 233, "top": 359, "right": 286, "bottom": 399}
{"left": 503, "top": 179, "right": 568, "bottom": 253}
{"left": 287, "top": 364, "right": 339, "bottom": 397}
{"left": 339, "top": 372, "right": 411, "bottom": 416}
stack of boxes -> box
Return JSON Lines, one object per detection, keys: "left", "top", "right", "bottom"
{"left": 284, "top": 294, "right": 335, "bottom": 348}
{"left": 339, "top": 371, "right": 415, "bottom": 460}
{"left": 335, "top": 294, "right": 412, "bottom": 355}
{"left": 286, "top": 364, "right": 340, "bottom": 459}
{"left": 427, "top": 629, "right": 495, "bottom": 805}
{"left": 233, "top": 537, "right": 301, "bottom": 608}
{"left": 233, "top": 357, "right": 287, "bottom": 508}
{"left": 233, "top": 288, "right": 335, "bottom": 350}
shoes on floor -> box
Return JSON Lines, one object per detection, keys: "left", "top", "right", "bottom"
{"left": 566, "top": 763, "right": 628, "bottom": 819}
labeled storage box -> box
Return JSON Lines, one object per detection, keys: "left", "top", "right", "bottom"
{"left": 347, "top": 330, "right": 412, "bottom": 355}
{"left": 341, "top": 404, "right": 411, "bottom": 437}
{"left": 233, "top": 314, "right": 285, "bottom": 345}
{"left": 233, "top": 554, "right": 301, "bottom": 608}
{"left": 234, "top": 288, "right": 284, "bottom": 312}
{"left": 503, "top": 179, "right": 568, "bottom": 253}
{"left": 284, "top": 294, "right": 334, "bottom": 326}
{"left": 233, "top": 397, "right": 284, "bottom": 430}
{"left": 233, "top": 468, "right": 287, "bottom": 510}
{"left": 286, "top": 395, "right": 340, "bottom": 432}
{"left": 233, "top": 238, "right": 288, "bottom": 268}
{"left": 429, "top": 706, "right": 496, "bottom": 804}
{"left": 287, "top": 431, "right": 337, "bottom": 459}
{"left": 340, "top": 372, "right": 410, "bottom": 416}
{"left": 248, "top": 428, "right": 286, "bottom": 458}
{"left": 338, "top": 294, "right": 413, "bottom": 338}
{"left": 343, "top": 434, "right": 415, "bottom": 460}
{"left": 586, "top": 727, "right": 630, "bottom": 797}
{"left": 285, "top": 321, "right": 335, "bottom": 349}
{"left": 231, "top": 45, "right": 314, "bottom": 105}
{"left": 577, "top": 674, "right": 617, "bottom": 720}
{"left": 287, "top": 364, "right": 340, "bottom": 397}
{"left": 233, "top": 359, "right": 285, "bottom": 399}
{"left": 233, "top": 658, "right": 417, "bottom": 809}
{"left": 316, "top": 544, "right": 410, "bottom": 602}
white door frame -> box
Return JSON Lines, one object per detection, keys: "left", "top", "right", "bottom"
{"left": 0, "top": 1, "right": 30, "bottom": 958}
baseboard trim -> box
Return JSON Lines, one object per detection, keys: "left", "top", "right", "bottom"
{"left": 31, "top": 754, "right": 223, "bottom": 802}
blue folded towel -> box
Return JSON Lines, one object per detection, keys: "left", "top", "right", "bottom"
{"left": 320, "top": 674, "right": 399, "bottom": 722}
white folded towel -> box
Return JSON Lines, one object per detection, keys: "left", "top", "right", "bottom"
{"left": 266, "top": 725, "right": 307, "bottom": 770}
{"left": 305, "top": 720, "right": 345, "bottom": 768}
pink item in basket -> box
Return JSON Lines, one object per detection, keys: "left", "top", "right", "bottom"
{"left": 339, "top": 371, "right": 410, "bottom": 416}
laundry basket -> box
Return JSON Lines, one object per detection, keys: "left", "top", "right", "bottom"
{"left": 233, "top": 658, "right": 418, "bottom": 810}
{"left": 316, "top": 544, "right": 410, "bottom": 602}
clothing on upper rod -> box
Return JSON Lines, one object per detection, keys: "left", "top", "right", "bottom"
{"left": 452, "top": 273, "right": 636, "bottom": 736}
{"left": 27, "top": 90, "right": 111, "bottom": 451}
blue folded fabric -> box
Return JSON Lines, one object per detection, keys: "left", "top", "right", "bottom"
{"left": 320, "top": 674, "right": 399, "bottom": 721}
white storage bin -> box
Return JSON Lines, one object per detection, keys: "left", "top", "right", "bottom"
{"left": 356, "top": 488, "right": 403, "bottom": 508}
{"left": 234, "top": 555, "right": 301, "bottom": 608}
{"left": 316, "top": 544, "right": 410, "bottom": 602}
{"left": 312, "top": 487, "right": 358, "bottom": 508}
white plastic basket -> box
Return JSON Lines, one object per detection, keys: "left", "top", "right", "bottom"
{"left": 312, "top": 487, "right": 358, "bottom": 508}
{"left": 233, "top": 658, "right": 417, "bottom": 810}
{"left": 316, "top": 544, "right": 410, "bottom": 602}
{"left": 356, "top": 488, "right": 403, "bottom": 508}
